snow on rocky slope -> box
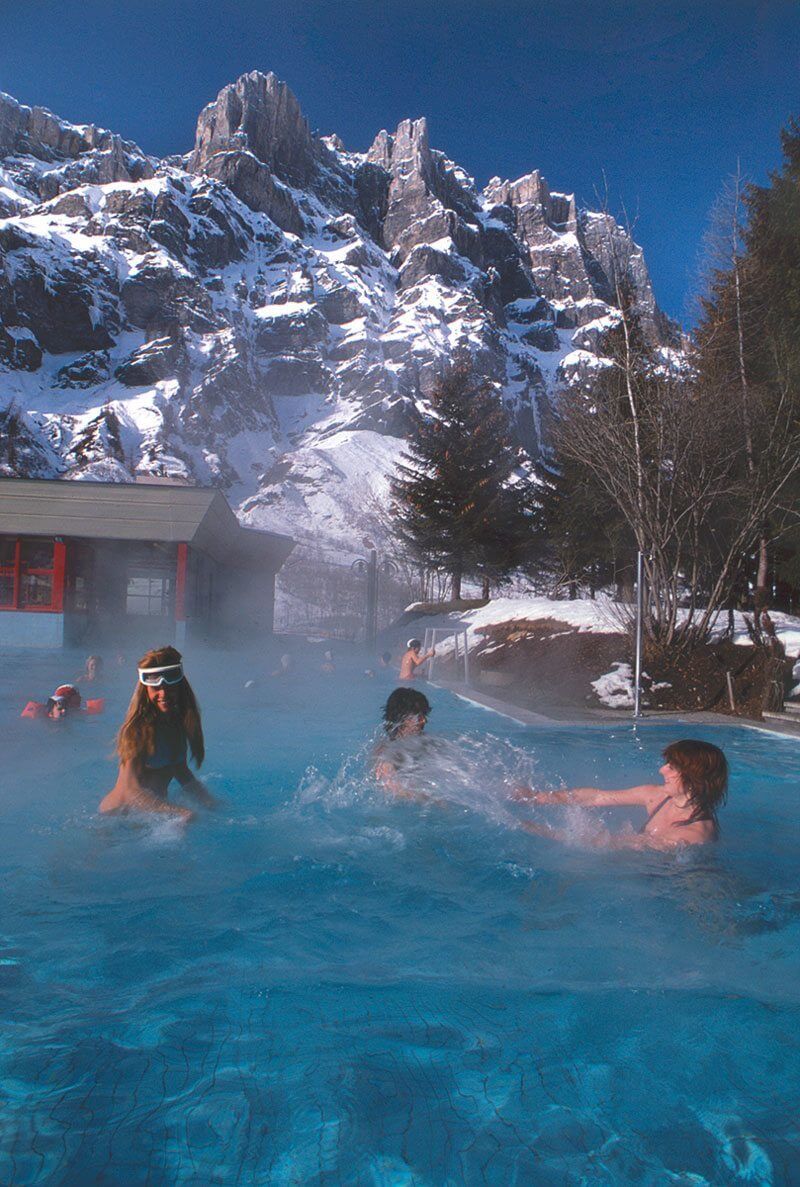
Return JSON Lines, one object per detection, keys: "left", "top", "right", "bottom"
{"left": 0, "top": 71, "right": 678, "bottom": 551}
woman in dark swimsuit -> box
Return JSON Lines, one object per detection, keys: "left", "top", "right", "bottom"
{"left": 516, "top": 739, "right": 728, "bottom": 850}
{"left": 99, "top": 646, "right": 216, "bottom": 820}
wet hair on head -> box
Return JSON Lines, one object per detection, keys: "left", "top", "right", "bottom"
{"left": 406, "top": 638, "right": 422, "bottom": 651}
{"left": 383, "top": 686, "right": 431, "bottom": 738}
{"left": 116, "top": 645, "right": 204, "bottom": 767}
{"left": 381, "top": 651, "right": 392, "bottom": 663}
{"left": 663, "top": 739, "right": 728, "bottom": 826}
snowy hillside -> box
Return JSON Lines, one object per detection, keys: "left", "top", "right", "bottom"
{"left": 0, "top": 71, "right": 678, "bottom": 551}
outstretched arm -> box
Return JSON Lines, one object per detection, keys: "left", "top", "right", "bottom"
{"left": 515, "top": 783, "right": 664, "bottom": 808}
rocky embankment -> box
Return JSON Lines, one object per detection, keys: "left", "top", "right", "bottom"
{"left": 404, "top": 598, "right": 800, "bottom": 720}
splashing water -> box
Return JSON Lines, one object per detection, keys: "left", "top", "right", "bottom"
{"left": 1, "top": 646, "right": 799, "bottom": 1184}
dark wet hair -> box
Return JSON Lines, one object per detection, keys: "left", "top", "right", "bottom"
{"left": 381, "top": 651, "right": 392, "bottom": 663}
{"left": 407, "top": 639, "right": 422, "bottom": 651}
{"left": 383, "top": 687, "right": 431, "bottom": 739}
{"left": 663, "top": 739, "right": 728, "bottom": 825}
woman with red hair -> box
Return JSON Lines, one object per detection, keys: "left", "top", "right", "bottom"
{"left": 517, "top": 739, "right": 728, "bottom": 850}
{"left": 99, "top": 646, "right": 216, "bottom": 820}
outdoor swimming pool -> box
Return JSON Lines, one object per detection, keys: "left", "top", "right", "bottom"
{"left": 1, "top": 645, "right": 799, "bottom": 1185}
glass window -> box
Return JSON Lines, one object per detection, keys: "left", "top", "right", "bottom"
{"left": 72, "top": 575, "right": 89, "bottom": 612}
{"left": 126, "top": 575, "right": 173, "bottom": 616}
{"left": 0, "top": 571, "right": 14, "bottom": 607}
{"left": 20, "top": 540, "right": 54, "bottom": 568}
{"left": 0, "top": 536, "right": 59, "bottom": 610}
{"left": 21, "top": 572, "right": 53, "bottom": 607}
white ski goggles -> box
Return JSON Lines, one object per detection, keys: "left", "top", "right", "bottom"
{"left": 138, "top": 663, "right": 184, "bottom": 687}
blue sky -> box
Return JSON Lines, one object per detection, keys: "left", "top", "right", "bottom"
{"left": 3, "top": 1, "right": 799, "bottom": 322}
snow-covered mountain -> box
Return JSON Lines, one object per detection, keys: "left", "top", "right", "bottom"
{"left": 0, "top": 71, "right": 677, "bottom": 548}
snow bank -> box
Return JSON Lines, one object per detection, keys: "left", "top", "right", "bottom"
{"left": 409, "top": 594, "right": 800, "bottom": 659}
{"left": 591, "top": 663, "right": 635, "bottom": 709}
{"left": 410, "top": 594, "right": 623, "bottom": 644}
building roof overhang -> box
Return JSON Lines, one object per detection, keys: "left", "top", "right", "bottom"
{"left": 0, "top": 478, "right": 295, "bottom": 569}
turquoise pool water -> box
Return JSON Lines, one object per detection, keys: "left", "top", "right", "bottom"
{"left": 1, "top": 646, "right": 799, "bottom": 1185}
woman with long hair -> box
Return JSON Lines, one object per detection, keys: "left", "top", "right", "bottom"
{"left": 516, "top": 739, "right": 728, "bottom": 850}
{"left": 99, "top": 646, "right": 216, "bottom": 819}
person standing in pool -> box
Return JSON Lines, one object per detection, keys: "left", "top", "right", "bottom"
{"left": 99, "top": 646, "right": 216, "bottom": 820}
{"left": 516, "top": 739, "right": 728, "bottom": 850}
{"left": 399, "top": 638, "right": 435, "bottom": 681}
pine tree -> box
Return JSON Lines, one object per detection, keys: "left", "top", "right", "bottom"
{"left": 696, "top": 119, "right": 800, "bottom": 624}
{"left": 391, "top": 366, "right": 537, "bottom": 599}
{"left": 539, "top": 453, "right": 629, "bottom": 597}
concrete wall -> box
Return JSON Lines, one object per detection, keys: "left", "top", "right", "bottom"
{"left": 0, "top": 612, "right": 64, "bottom": 648}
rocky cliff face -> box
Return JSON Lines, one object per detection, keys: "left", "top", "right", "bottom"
{"left": 0, "top": 74, "right": 678, "bottom": 548}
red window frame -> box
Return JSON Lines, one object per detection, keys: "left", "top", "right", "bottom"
{"left": 0, "top": 537, "right": 66, "bottom": 612}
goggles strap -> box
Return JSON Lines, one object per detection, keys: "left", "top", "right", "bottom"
{"left": 138, "top": 664, "right": 184, "bottom": 686}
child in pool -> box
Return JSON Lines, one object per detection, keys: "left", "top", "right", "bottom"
{"left": 77, "top": 654, "right": 104, "bottom": 684}
{"left": 46, "top": 694, "right": 68, "bottom": 720}
{"left": 99, "top": 646, "right": 217, "bottom": 821}
{"left": 516, "top": 739, "right": 728, "bottom": 850}
{"left": 374, "top": 687, "right": 435, "bottom": 801}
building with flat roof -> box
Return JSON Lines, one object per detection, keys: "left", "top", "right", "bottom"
{"left": 0, "top": 478, "right": 294, "bottom": 648}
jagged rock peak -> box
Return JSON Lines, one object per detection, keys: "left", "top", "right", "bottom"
{"left": 188, "top": 70, "right": 315, "bottom": 187}
{"left": 0, "top": 91, "right": 153, "bottom": 199}
{"left": 367, "top": 117, "right": 431, "bottom": 175}
{"left": 0, "top": 90, "right": 140, "bottom": 160}
{"left": 484, "top": 171, "right": 577, "bottom": 232}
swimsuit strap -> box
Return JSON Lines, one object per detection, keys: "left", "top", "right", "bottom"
{"left": 642, "top": 795, "right": 672, "bottom": 831}
{"left": 643, "top": 795, "right": 717, "bottom": 835}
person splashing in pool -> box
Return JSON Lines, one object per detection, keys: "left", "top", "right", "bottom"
{"left": 374, "top": 687, "right": 434, "bottom": 800}
{"left": 516, "top": 739, "right": 728, "bottom": 850}
{"left": 399, "top": 638, "right": 435, "bottom": 681}
{"left": 99, "top": 646, "right": 217, "bottom": 820}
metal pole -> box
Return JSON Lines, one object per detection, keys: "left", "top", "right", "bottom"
{"left": 634, "top": 550, "right": 644, "bottom": 718}
{"left": 365, "top": 549, "right": 377, "bottom": 651}
{"left": 462, "top": 628, "right": 470, "bottom": 686}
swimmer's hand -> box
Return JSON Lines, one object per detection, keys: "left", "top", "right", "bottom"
{"left": 511, "top": 785, "right": 565, "bottom": 803}
{"left": 513, "top": 786, "right": 575, "bottom": 804}
{"left": 534, "top": 789, "right": 572, "bottom": 804}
